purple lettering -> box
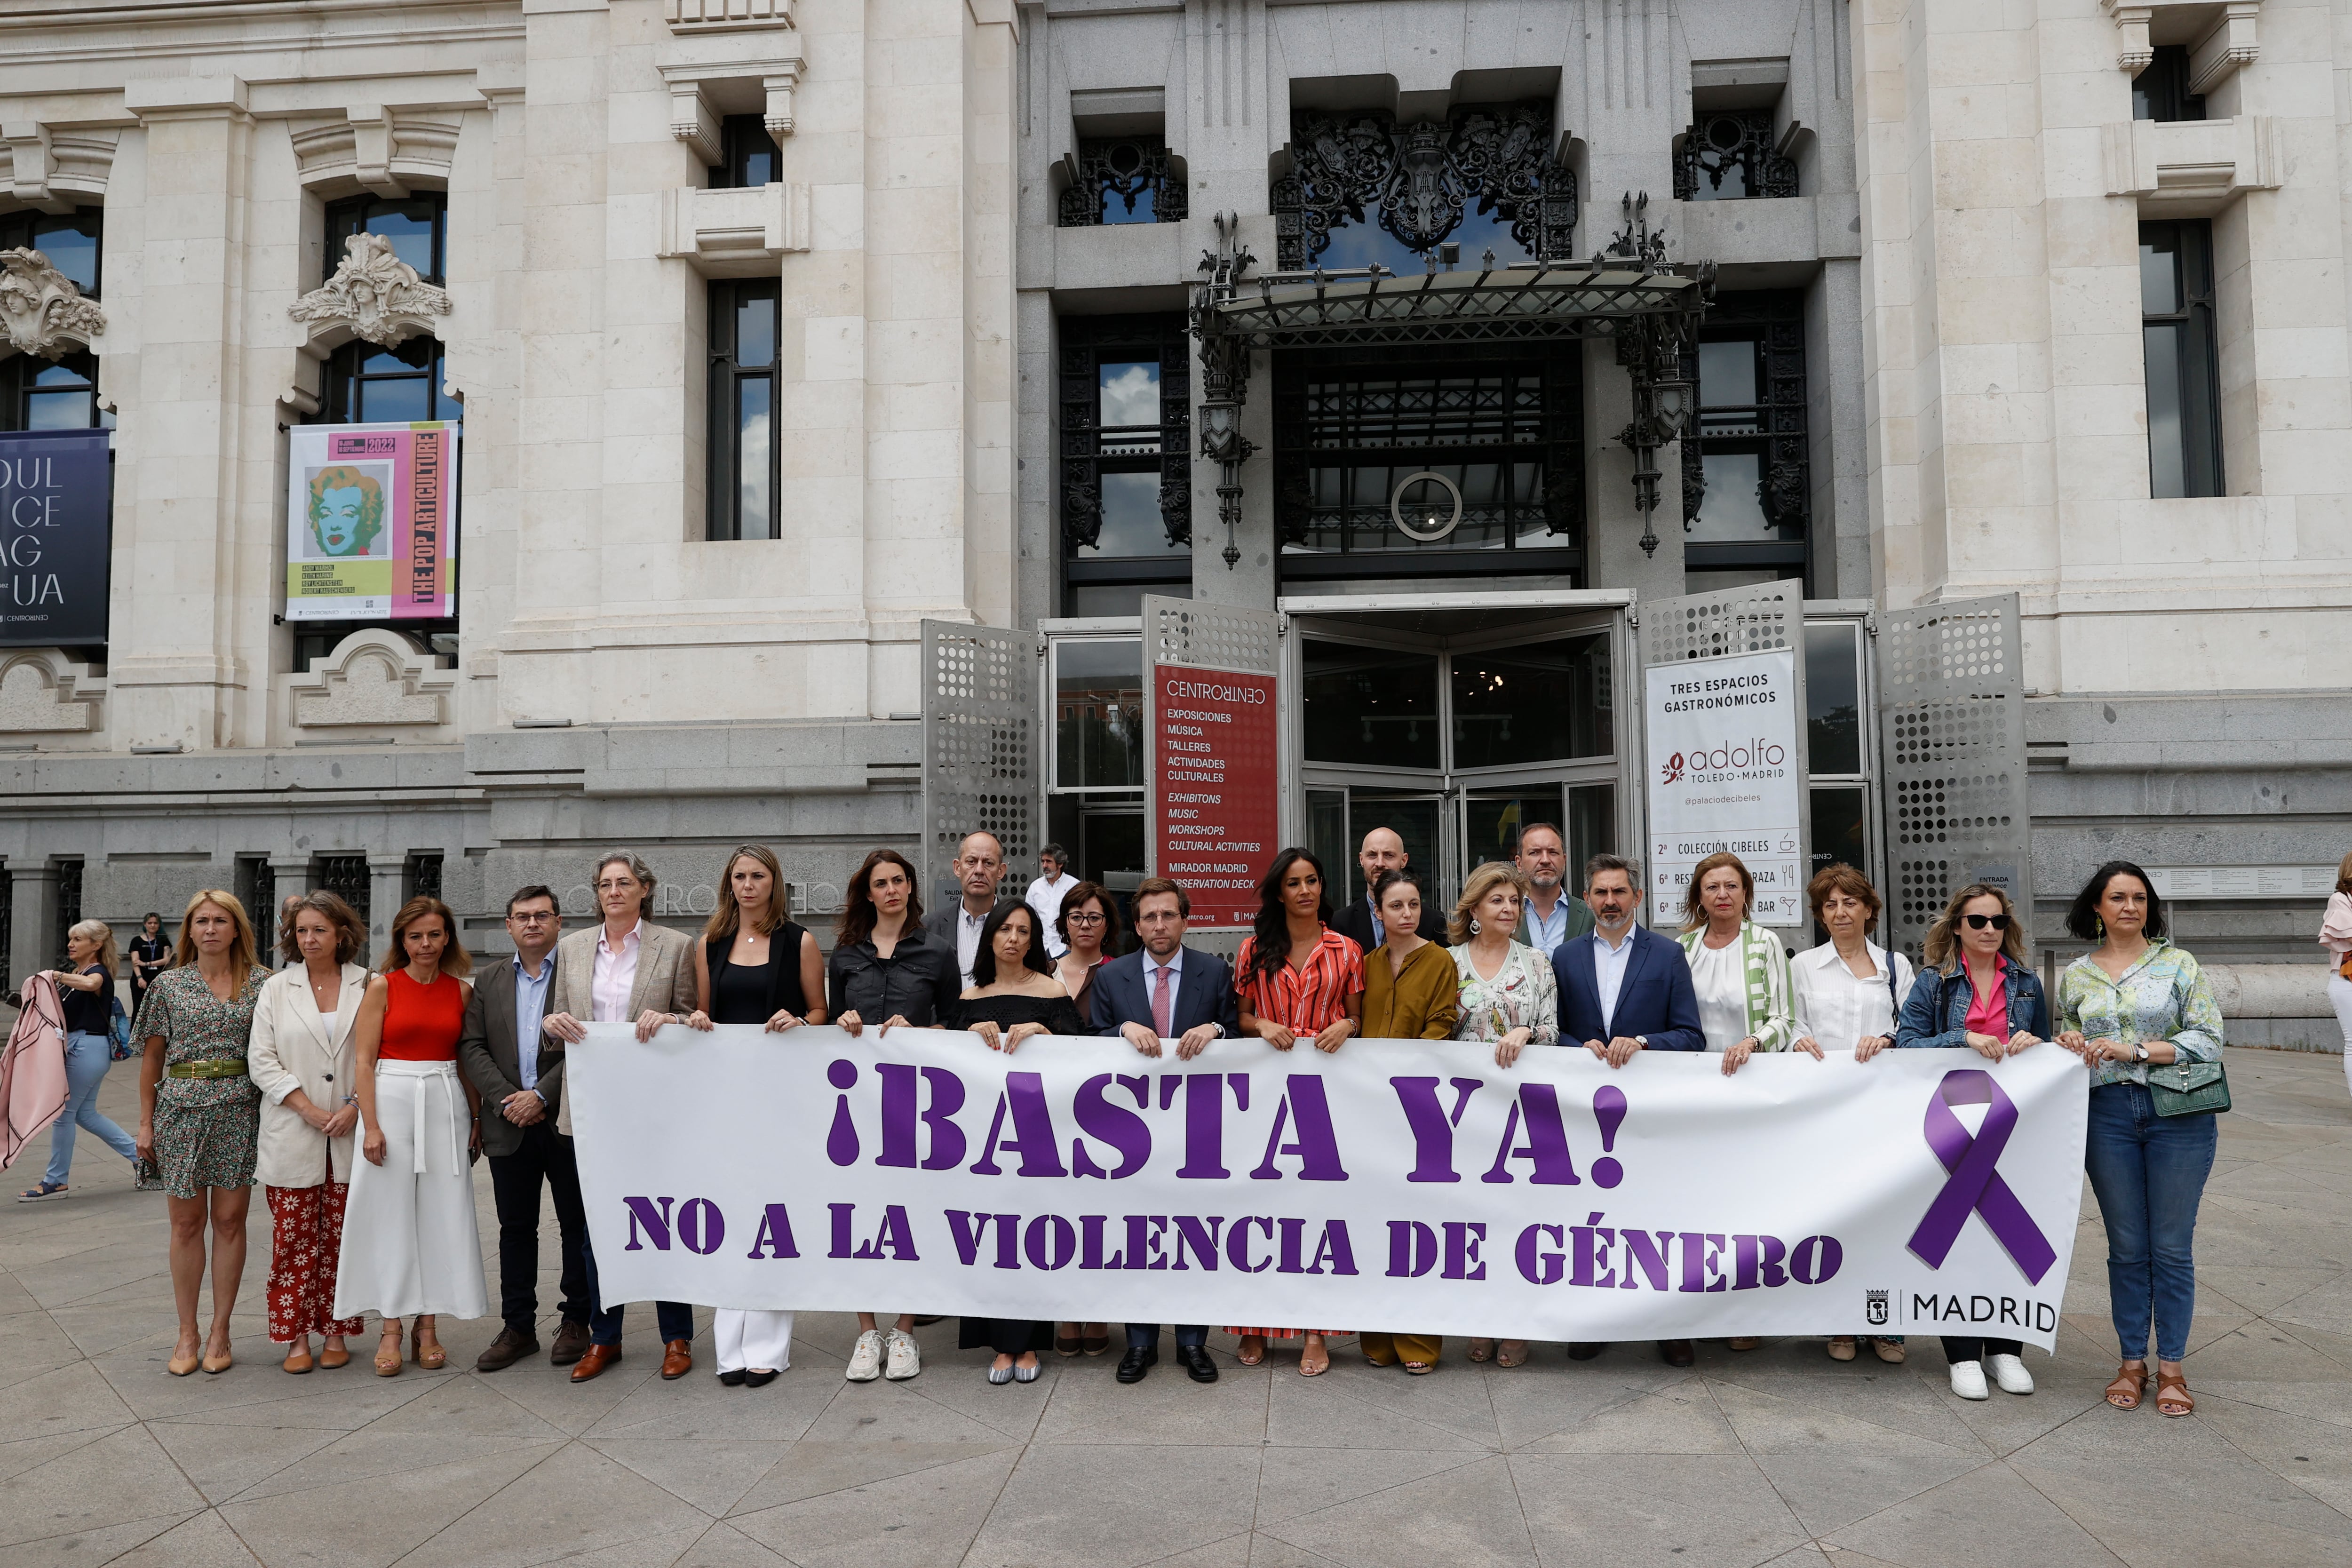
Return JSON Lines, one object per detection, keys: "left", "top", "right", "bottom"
{"left": 1386, "top": 1219, "right": 1438, "bottom": 1279}
{"left": 747, "top": 1204, "right": 799, "bottom": 1259}
{"left": 1072, "top": 1073, "right": 1151, "bottom": 1179}
{"left": 1517, "top": 1223, "right": 1565, "bottom": 1285}
{"left": 1249, "top": 1076, "right": 1350, "bottom": 1181}
{"left": 969, "top": 1073, "right": 1069, "bottom": 1178}
{"left": 676, "top": 1197, "right": 724, "bottom": 1256}
{"left": 623, "top": 1195, "right": 673, "bottom": 1252}
{"left": 1171, "top": 1215, "right": 1223, "bottom": 1271}
{"left": 1226, "top": 1215, "right": 1273, "bottom": 1273}
{"left": 1480, "top": 1085, "right": 1582, "bottom": 1186}
{"left": 1025, "top": 1214, "right": 1077, "bottom": 1271}
{"left": 1441, "top": 1220, "right": 1486, "bottom": 1281}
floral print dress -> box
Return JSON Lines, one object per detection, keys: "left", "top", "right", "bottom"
{"left": 133, "top": 965, "right": 269, "bottom": 1198}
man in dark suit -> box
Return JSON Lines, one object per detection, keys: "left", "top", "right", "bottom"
{"left": 457, "top": 885, "right": 590, "bottom": 1372}
{"left": 922, "top": 830, "right": 1023, "bottom": 988}
{"left": 1090, "top": 876, "right": 1240, "bottom": 1385}
{"left": 1330, "top": 826, "right": 1446, "bottom": 952}
{"left": 1550, "top": 853, "right": 1706, "bottom": 1366}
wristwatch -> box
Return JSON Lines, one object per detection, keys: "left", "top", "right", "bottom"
{"left": 1634, "top": 1035, "right": 1649, "bottom": 1048}
{"left": 2131, "top": 1042, "right": 2150, "bottom": 1063}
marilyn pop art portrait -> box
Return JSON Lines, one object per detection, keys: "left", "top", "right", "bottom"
{"left": 299, "top": 462, "right": 393, "bottom": 560}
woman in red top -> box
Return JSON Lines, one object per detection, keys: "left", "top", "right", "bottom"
{"left": 1227, "top": 847, "right": 1364, "bottom": 1376}
{"left": 335, "top": 898, "right": 488, "bottom": 1374}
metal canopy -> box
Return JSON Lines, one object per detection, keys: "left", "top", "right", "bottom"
{"left": 1200, "top": 263, "right": 1707, "bottom": 351}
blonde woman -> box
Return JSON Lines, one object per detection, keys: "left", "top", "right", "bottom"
{"left": 18, "top": 919, "right": 137, "bottom": 1202}
{"left": 1673, "top": 852, "right": 1800, "bottom": 1077}
{"left": 2321, "top": 851, "right": 2352, "bottom": 1098}
{"left": 246, "top": 893, "right": 371, "bottom": 1373}
{"left": 1891, "top": 881, "right": 2050, "bottom": 1401}
{"left": 1447, "top": 861, "right": 1556, "bottom": 1369}
{"left": 134, "top": 891, "right": 272, "bottom": 1376}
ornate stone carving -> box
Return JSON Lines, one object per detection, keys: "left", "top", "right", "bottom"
{"left": 0, "top": 248, "right": 103, "bottom": 360}
{"left": 0, "top": 651, "right": 101, "bottom": 732}
{"left": 288, "top": 231, "right": 451, "bottom": 349}
{"left": 1271, "top": 103, "right": 1573, "bottom": 271}
{"left": 286, "top": 629, "right": 454, "bottom": 729}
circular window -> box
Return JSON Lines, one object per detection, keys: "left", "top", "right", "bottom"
{"left": 1389, "top": 470, "right": 1463, "bottom": 542}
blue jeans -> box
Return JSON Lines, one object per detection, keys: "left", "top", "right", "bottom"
{"left": 47, "top": 1031, "right": 137, "bottom": 1186}
{"left": 2084, "top": 1081, "right": 2217, "bottom": 1364}
{"left": 580, "top": 1232, "right": 694, "bottom": 1348}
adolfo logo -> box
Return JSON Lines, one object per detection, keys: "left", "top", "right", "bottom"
{"left": 1661, "top": 736, "right": 1788, "bottom": 785}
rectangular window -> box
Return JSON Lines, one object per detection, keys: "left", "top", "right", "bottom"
{"left": 233, "top": 858, "right": 274, "bottom": 947}
{"left": 2132, "top": 46, "right": 2204, "bottom": 123}
{"left": 0, "top": 207, "right": 108, "bottom": 432}
{"left": 1675, "top": 110, "right": 1797, "bottom": 202}
{"left": 711, "top": 115, "right": 779, "bottom": 189}
{"left": 1059, "top": 139, "right": 1186, "bottom": 227}
{"left": 1059, "top": 314, "right": 1192, "bottom": 615}
{"left": 318, "top": 855, "right": 369, "bottom": 927}
{"left": 1051, "top": 638, "right": 1145, "bottom": 791}
{"left": 324, "top": 193, "right": 444, "bottom": 286}
{"left": 405, "top": 852, "right": 443, "bottom": 905}
{"left": 2139, "top": 220, "right": 2223, "bottom": 499}
{"left": 708, "top": 279, "right": 783, "bottom": 540}
{"left": 1682, "top": 291, "right": 1809, "bottom": 590}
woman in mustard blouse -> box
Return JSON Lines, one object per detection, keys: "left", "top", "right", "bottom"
{"left": 1360, "top": 870, "right": 1461, "bottom": 1042}
{"left": 1359, "top": 869, "right": 1461, "bottom": 1376}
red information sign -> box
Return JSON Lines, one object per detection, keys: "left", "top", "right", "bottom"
{"left": 1149, "top": 665, "right": 1279, "bottom": 930}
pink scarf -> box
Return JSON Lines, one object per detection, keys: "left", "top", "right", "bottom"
{"left": 1, "top": 974, "right": 69, "bottom": 1170}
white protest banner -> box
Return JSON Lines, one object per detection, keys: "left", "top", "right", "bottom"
{"left": 568, "top": 1026, "right": 2086, "bottom": 1348}
{"left": 1646, "top": 647, "right": 1804, "bottom": 926}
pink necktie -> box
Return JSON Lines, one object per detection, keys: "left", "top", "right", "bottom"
{"left": 1152, "top": 963, "right": 1174, "bottom": 1036}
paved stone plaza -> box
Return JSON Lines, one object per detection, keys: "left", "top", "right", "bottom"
{"left": 3, "top": 1051, "right": 2348, "bottom": 1568}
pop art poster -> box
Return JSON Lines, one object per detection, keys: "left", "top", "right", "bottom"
{"left": 284, "top": 422, "right": 458, "bottom": 620}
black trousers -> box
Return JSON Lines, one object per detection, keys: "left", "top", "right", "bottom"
{"left": 1126, "top": 1323, "right": 1207, "bottom": 1349}
{"left": 487, "top": 1123, "right": 590, "bottom": 1334}
{"left": 1942, "top": 1336, "right": 2021, "bottom": 1364}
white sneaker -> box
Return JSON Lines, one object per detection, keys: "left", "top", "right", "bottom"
{"left": 1948, "top": 1360, "right": 1989, "bottom": 1400}
{"left": 1987, "top": 1353, "right": 2035, "bottom": 1395}
{"left": 845, "top": 1329, "right": 883, "bottom": 1382}
{"left": 884, "top": 1328, "right": 921, "bottom": 1381}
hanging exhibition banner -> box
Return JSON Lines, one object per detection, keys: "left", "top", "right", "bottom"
{"left": 1645, "top": 647, "right": 1805, "bottom": 926}
{"left": 1144, "top": 597, "right": 1281, "bottom": 929}
{"left": 284, "top": 421, "right": 458, "bottom": 621}
{"left": 568, "top": 1024, "right": 2087, "bottom": 1346}
{"left": 0, "top": 429, "right": 111, "bottom": 647}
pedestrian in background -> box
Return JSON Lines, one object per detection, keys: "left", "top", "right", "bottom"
{"left": 2321, "top": 851, "right": 2352, "bottom": 1099}
{"left": 128, "top": 911, "right": 170, "bottom": 1015}
{"left": 1026, "top": 844, "right": 1080, "bottom": 959}
{"left": 246, "top": 893, "right": 369, "bottom": 1373}
{"left": 135, "top": 890, "right": 271, "bottom": 1377}
{"left": 18, "top": 920, "right": 138, "bottom": 1202}
{"left": 1512, "top": 821, "right": 1594, "bottom": 958}
{"left": 2057, "top": 861, "right": 2225, "bottom": 1419}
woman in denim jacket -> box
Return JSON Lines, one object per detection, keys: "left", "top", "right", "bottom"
{"left": 1892, "top": 882, "right": 2050, "bottom": 1402}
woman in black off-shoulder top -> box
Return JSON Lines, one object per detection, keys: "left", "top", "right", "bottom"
{"left": 950, "top": 902, "right": 1084, "bottom": 1385}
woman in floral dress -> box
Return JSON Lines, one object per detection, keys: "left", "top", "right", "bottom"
{"left": 135, "top": 890, "right": 272, "bottom": 1377}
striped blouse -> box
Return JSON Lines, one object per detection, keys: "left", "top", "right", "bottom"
{"left": 1235, "top": 927, "right": 1365, "bottom": 1035}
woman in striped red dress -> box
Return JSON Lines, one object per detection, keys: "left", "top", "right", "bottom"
{"left": 1227, "top": 846, "right": 1363, "bottom": 1376}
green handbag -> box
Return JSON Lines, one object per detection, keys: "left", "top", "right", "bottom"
{"left": 2145, "top": 1059, "right": 2230, "bottom": 1117}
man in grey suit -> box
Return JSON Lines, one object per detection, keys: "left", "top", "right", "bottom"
{"left": 458, "top": 885, "right": 589, "bottom": 1373}
{"left": 922, "top": 830, "right": 1023, "bottom": 989}
{"left": 541, "top": 851, "right": 704, "bottom": 1383}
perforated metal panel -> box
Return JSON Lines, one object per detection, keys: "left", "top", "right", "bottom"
{"left": 921, "top": 621, "right": 1038, "bottom": 880}
{"left": 1149, "top": 599, "right": 1281, "bottom": 678}
{"left": 1637, "top": 582, "right": 1810, "bottom": 934}
{"left": 1876, "top": 595, "right": 2029, "bottom": 963}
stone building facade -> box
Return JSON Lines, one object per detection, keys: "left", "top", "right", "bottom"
{"left": 0, "top": 0, "right": 2344, "bottom": 1031}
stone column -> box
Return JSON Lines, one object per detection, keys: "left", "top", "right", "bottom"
{"left": 8, "top": 863, "right": 59, "bottom": 990}
{"left": 366, "top": 854, "right": 408, "bottom": 962}
{"left": 112, "top": 78, "right": 260, "bottom": 752}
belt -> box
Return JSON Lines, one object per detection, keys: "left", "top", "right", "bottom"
{"left": 166, "top": 1059, "right": 250, "bottom": 1080}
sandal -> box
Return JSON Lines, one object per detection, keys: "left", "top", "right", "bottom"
{"left": 2105, "top": 1363, "right": 2146, "bottom": 1411}
{"left": 1467, "top": 1338, "right": 1495, "bottom": 1362}
{"left": 16, "top": 1181, "right": 67, "bottom": 1202}
{"left": 1496, "top": 1340, "right": 1528, "bottom": 1368}
{"left": 1298, "top": 1337, "right": 1330, "bottom": 1377}
{"left": 1235, "top": 1334, "right": 1266, "bottom": 1367}
{"left": 2155, "top": 1369, "right": 2193, "bottom": 1417}
{"left": 374, "top": 1325, "right": 404, "bottom": 1377}
{"left": 1402, "top": 1361, "right": 1434, "bottom": 1375}
{"left": 411, "top": 1321, "right": 446, "bottom": 1371}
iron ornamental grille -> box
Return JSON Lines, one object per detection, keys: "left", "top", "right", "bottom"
{"left": 1272, "top": 103, "right": 1575, "bottom": 271}
{"left": 1061, "top": 138, "right": 1187, "bottom": 226}
{"left": 1680, "top": 290, "right": 1809, "bottom": 547}
{"left": 1057, "top": 315, "right": 1192, "bottom": 552}
{"left": 1673, "top": 110, "right": 1798, "bottom": 201}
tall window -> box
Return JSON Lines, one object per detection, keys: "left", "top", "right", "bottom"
{"left": 708, "top": 279, "right": 781, "bottom": 540}
{"left": 711, "top": 115, "right": 779, "bottom": 188}
{"left": 1674, "top": 110, "right": 1798, "bottom": 201}
{"left": 317, "top": 193, "right": 450, "bottom": 422}
{"left": 0, "top": 207, "right": 107, "bottom": 432}
{"left": 1059, "top": 314, "right": 1190, "bottom": 615}
{"left": 2132, "top": 46, "right": 2204, "bottom": 123}
{"left": 1680, "top": 290, "right": 1809, "bottom": 591}
{"left": 2139, "top": 220, "right": 2223, "bottom": 498}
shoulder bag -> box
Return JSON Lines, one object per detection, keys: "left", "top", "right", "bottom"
{"left": 2146, "top": 1058, "right": 2229, "bottom": 1116}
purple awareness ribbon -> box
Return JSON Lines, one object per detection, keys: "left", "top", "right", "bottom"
{"left": 1906, "top": 1069, "right": 2058, "bottom": 1285}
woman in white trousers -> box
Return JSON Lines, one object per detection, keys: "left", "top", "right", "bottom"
{"left": 2322, "top": 854, "right": 2352, "bottom": 1098}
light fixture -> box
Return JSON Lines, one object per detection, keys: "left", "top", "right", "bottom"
{"left": 1198, "top": 400, "right": 1241, "bottom": 462}
{"left": 1648, "top": 378, "right": 1695, "bottom": 442}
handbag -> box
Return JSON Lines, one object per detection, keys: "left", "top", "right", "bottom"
{"left": 2145, "top": 1058, "right": 2230, "bottom": 1117}
{"left": 109, "top": 997, "right": 133, "bottom": 1060}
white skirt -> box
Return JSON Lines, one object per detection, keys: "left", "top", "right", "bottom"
{"left": 715, "top": 1308, "right": 795, "bottom": 1373}
{"left": 334, "top": 1060, "right": 488, "bottom": 1321}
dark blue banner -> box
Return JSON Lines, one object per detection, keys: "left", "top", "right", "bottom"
{"left": 0, "top": 428, "right": 110, "bottom": 647}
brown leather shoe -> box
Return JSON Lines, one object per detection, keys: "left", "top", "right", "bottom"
{"left": 549, "top": 1320, "right": 591, "bottom": 1367}
{"left": 569, "top": 1343, "right": 623, "bottom": 1382}
{"left": 475, "top": 1326, "right": 540, "bottom": 1373}
{"left": 660, "top": 1339, "right": 693, "bottom": 1380}
{"left": 1658, "top": 1339, "right": 1696, "bottom": 1368}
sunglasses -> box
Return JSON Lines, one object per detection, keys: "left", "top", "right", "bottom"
{"left": 1962, "top": 913, "right": 2011, "bottom": 931}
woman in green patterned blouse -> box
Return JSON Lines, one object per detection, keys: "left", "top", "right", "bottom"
{"left": 2054, "top": 861, "right": 2224, "bottom": 1420}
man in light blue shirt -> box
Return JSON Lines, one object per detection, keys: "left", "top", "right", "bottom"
{"left": 1511, "top": 821, "right": 1596, "bottom": 958}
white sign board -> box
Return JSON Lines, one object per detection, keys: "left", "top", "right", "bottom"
{"left": 1645, "top": 648, "right": 1805, "bottom": 927}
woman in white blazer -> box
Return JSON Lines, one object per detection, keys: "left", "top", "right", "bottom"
{"left": 246, "top": 892, "right": 372, "bottom": 1374}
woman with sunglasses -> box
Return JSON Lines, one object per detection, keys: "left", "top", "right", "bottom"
{"left": 1890, "top": 883, "right": 2051, "bottom": 1401}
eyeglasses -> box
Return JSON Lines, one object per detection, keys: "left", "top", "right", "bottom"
{"left": 1962, "top": 913, "right": 2011, "bottom": 931}
{"left": 509, "top": 912, "right": 555, "bottom": 925}
{"left": 1065, "top": 912, "right": 1106, "bottom": 925}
